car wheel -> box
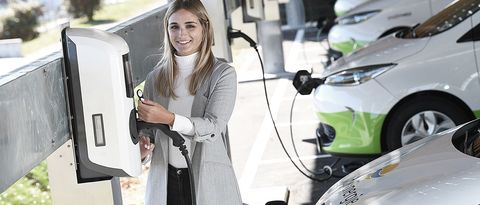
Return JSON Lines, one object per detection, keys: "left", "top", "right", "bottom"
{"left": 384, "top": 96, "right": 472, "bottom": 151}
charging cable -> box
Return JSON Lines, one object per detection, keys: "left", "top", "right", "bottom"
{"left": 135, "top": 90, "right": 197, "bottom": 205}
{"left": 228, "top": 28, "right": 344, "bottom": 182}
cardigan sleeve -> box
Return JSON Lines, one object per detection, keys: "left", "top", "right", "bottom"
{"left": 188, "top": 63, "right": 237, "bottom": 143}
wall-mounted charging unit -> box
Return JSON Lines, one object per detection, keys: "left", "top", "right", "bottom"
{"left": 242, "top": 0, "right": 265, "bottom": 22}
{"left": 61, "top": 28, "right": 141, "bottom": 183}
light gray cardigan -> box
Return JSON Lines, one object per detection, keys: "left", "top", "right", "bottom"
{"left": 143, "top": 59, "right": 242, "bottom": 205}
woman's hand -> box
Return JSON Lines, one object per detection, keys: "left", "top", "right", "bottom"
{"left": 137, "top": 99, "right": 175, "bottom": 126}
{"left": 139, "top": 135, "right": 155, "bottom": 160}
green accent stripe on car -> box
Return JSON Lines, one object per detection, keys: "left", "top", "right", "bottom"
{"left": 316, "top": 111, "right": 386, "bottom": 155}
{"left": 474, "top": 110, "right": 480, "bottom": 119}
{"left": 330, "top": 40, "right": 369, "bottom": 55}
{"left": 335, "top": 11, "right": 347, "bottom": 17}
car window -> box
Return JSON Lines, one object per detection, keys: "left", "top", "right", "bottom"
{"left": 403, "top": 0, "right": 480, "bottom": 38}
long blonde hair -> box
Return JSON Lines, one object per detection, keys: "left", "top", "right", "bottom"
{"left": 155, "top": 0, "right": 215, "bottom": 98}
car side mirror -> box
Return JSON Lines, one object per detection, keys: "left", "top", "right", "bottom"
{"left": 292, "top": 70, "right": 323, "bottom": 95}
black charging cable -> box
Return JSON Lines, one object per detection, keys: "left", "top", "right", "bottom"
{"left": 289, "top": 89, "right": 343, "bottom": 177}
{"left": 135, "top": 91, "right": 197, "bottom": 205}
{"left": 228, "top": 28, "right": 343, "bottom": 182}
{"left": 290, "top": 82, "right": 346, "bottom": 178}
{"left": 136, "top": 121, "right": 197, "bottom": 204}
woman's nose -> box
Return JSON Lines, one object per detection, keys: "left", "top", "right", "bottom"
{"left": 179, "top": 27, "right": 187, "bottom": 37}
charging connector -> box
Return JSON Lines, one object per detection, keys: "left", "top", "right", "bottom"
{"left": 227, "top": 27, "right": 257, "bottom": 48}
{"left": 292, "top": 70, "right": 324, "bottom": 95}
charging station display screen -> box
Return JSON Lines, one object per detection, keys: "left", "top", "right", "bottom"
{"left": 92, "top": 114, "right": 106, "bottom": 147}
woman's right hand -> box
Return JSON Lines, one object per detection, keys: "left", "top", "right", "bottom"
{"left": 140, "top": 135, "right": 155, "bottom": 160}
{"left": 137, "top": 99, "right": 175, "bottom": 126}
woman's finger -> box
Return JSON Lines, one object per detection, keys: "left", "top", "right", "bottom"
{"left": 141, "top": 99, "right": 158, "bottom": 106}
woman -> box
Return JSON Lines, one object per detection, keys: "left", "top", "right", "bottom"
{"left": 137, "top": 0, "right": 242, "bottom": 205}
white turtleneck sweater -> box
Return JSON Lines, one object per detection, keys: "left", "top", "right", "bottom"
{"left": 168, "top": 52, "right": 197, "bottom": 168}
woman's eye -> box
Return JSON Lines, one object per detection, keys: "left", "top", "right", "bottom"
{"left": 169, "top": 25, "right": 178, "bottom": 30}
{"left": 186, "top": 25, "right": 195, "bottom": 29}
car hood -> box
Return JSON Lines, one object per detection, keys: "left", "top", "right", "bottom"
{"left": 346, "top": 0, "right": 424, "bottom": 15}
{"left": 346, "top": 0, "right": 393, "bottom": 14}
{"left": 321, "top": 35, "right": 429, "bottom": 78}
{"left": 316, "top": 120, "right": 480, "bottom": 205}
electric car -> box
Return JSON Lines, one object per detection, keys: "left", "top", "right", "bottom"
{"left": 308, "top": 0, "right": 480, "bottom": 155}
{"left": 334, "top": 0, "right": 371, "bottom": 17}
{"left": 328, "top": 0, "right": 453, "bottom": 55}
{"left": 316, "top": 118, "right": 480, "bottom": 205}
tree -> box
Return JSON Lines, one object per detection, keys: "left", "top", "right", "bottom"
{"left": 68, "top": 0, "right": 102, "bottom": 22}
{"left": 0, "top": 2, "right": 43, "bottom": 41}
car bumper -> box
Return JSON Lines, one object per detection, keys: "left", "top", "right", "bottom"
{"left": 313, "top": 80, "right": 397, "bottom": 155}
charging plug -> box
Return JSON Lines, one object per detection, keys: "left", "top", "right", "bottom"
{"left": 293, "top": 70, "right": 323, "bottom": 95}
{"left": 227, "top": 27, "right": 257, "bottom": 48}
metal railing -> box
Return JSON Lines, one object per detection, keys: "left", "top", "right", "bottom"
{"left": 0, "top": 4, "right": 168, "bottom": 192}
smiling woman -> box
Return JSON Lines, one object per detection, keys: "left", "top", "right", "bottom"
{"left": 136, "top": 1, "right": 242, "bottom": 205}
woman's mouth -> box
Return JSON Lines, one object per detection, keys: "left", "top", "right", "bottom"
{"left": 177, "top": 40, "right": 191, "bottom": 45}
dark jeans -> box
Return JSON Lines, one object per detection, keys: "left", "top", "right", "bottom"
{"left": 167, "top": 164, "right": 192, "bottom": 205}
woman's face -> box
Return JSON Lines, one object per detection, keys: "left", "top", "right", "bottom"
{"left": 168, "top": 9, "right": 204, "bottom": 56}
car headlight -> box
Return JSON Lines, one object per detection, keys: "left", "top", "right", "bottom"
{"left": 325, "top": 63, "right": 396, "bottom": 86}
{"left": 337, "top": 10, "right": 381, "bottom": 25}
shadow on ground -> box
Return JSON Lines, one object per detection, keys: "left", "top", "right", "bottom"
{"left": 291, "top": 138, "right": 376, "bottom": 204}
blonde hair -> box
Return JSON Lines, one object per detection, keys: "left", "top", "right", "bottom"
{"left": 155, "top": 0, "right": 215, "bottom": 98}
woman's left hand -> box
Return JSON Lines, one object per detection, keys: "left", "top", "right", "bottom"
{"left": 137, "top": 99, "right": 175, "bottom": 126}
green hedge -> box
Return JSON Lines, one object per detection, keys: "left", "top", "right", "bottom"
{"left": 0, "top": 2, "right": 43, "bottom": 41}
{"left": 0, "top": 161, "right": 51, "bottom": 205}
{"left": 68, "top": 0, "right": 102, "bottom": 22}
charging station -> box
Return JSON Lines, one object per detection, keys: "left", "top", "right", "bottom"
{"left": 61, "top": 27, "right": 141, "bottom": 182}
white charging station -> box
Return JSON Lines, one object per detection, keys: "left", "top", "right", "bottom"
{"left": 61, "top": 28, "right": 141, "bottom": 181}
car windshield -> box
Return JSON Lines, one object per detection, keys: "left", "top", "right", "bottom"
{"left": 403, "top": 0, "right": 480, "bottom": 38}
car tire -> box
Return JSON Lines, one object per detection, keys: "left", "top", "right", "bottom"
{"left": 384, "top": 96, "right": 472, "bottom": 151}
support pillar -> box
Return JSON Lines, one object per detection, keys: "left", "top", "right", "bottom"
{"left": 256, "top": 20, "right": 285, "bottom": 74}
{"left": 286, "top": 0, "right": 305, "bottom": 29}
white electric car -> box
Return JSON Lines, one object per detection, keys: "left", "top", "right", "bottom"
{"left": 328, "top": 0, "right": 453, "bottom": 55}
{"left": 312, "top": 0, "right": 480, "bottom": 155}
{"left": 316, "top": 118, "right": 480, "bottom": 205}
